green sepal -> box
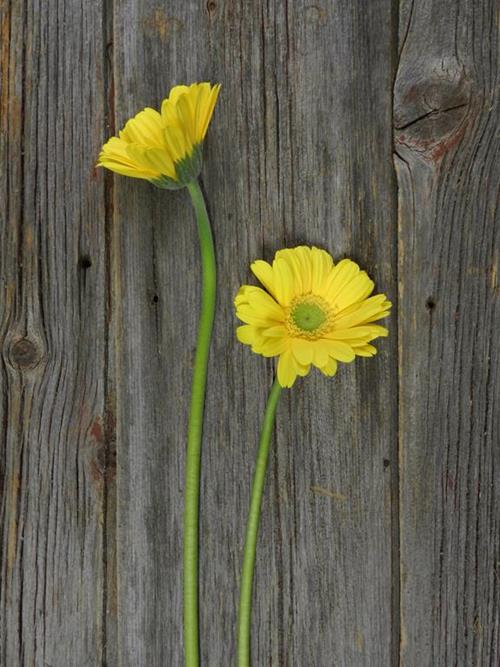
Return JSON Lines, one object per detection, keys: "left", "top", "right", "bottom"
{"left": 150, "top": 144, "right": 203, "bottom": 190}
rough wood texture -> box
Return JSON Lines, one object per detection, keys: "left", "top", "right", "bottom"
{"left": 0, "top": 0, "right": 113, "bottom": 664}
{"left": 0, "top": 1, "right": 497, "bottom": 666}
{"left": 394, "top": 0, "right": 499, "bottom": 663}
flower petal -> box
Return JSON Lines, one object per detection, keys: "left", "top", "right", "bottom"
{"left": 262, "top": 325, "right": 288, "bottom": 338}
{"left": 333, "top": 295, "right": 392, "bottom": 329}
{"left": 236, "top": 325, "right": 259, "bottom": 345}
{"left": 251, "top": 260, "right": 278, "bottom": 299}
{"left": 311, "top": 340, "right": 330, "bottom": 367}
{"left": 353, "top": 344, "right": 378, "bottom": 357}
{"left": 119, "top": 108, "right": 166, "bottom": 147}
{"left": 310, "top": 247, "right": 334, "bottom": 293}
{"left": 291, "top": 338, "right": 314, "bottom": 365}
{"left": 323, "top": 340, "right": 356, "bottom": 362}
{"left": 257, "top": 337, "right": 289, "bottom": 357}
{"left": 272, "top": 257, "right": 296, "bottom": 306}
{"left": 277, "top": 349, "right": 299, "bottom": 388}
{"left": 244, "top": 287, "right": 285, "bottom": 322}
{"left": 319, "top": 358, "right": 338, "bottom": 377}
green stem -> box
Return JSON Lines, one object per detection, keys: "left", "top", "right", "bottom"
{"left": 184, "top": 179, "right": 216, "bottom": 667}
{"left": 237, "top": 377, "right": 283, "bottom": 666}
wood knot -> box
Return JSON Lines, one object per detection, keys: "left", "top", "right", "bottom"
{"left": 142, "top": 10, "right": 183, "bottom": 41}
{"left": 394, "top": 59, "right": 473, "bottom": 161}
{"left": 8, "top": 337, "right": 44, "bottom": 370}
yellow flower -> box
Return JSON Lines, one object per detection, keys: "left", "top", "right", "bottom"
{"left": 97, "top": 82, "right": 221, "bottom": 188}
{"left": 235, "top": 246, "right": 392, "bottom": 388}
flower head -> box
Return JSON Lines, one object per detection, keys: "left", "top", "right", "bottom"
{"left": 235, "top": 246, "right": 391, "bottom": 388}
{"left": 97, "top": 82, "right": 221, "bottom": 188}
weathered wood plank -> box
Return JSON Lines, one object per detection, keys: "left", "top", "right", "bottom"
{"left": 394, "top": 0, "right": 499, "bottom": 663}
{"left": 1, "top": 0, "right": 496, "bottom": 664}
{"left": 113, "top": 1, "right": 397, "bottom": 664}
{"left": 0, "top": 0, "right": 114, "bottom": 664}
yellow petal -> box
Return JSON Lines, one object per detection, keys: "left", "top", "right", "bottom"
{"left": 99, "top": 136, "right": 135, "bottom": 161}
{"left": 277, "top": 349, "right": 298, "bottom": 388}
{"left": 326, "top": 327, "right": 373, "bottom": 341}
{"left": 119, "top": 108, "right": 165, "bottom": 148}
{"left": 310, "top": 247, "right": 334, "bottom": 292}
{"left": 251, "top": 260, "right": 278, "bottom": 299}
{"left": 166, "top": 84, "right": 191, "bottom": 105}
{"left": 295, "top": 362, "right": 311, "bottom": 377}
{"left": 322, "top": 259, "right": 360, "bottom": 302}
{"left": 236, "top": 304, "right": 281, "bottom": 328}
{"left": 272, "top": 257, "right": 296, "bottom": 306}
{"left": 333, "top": 295, "right": 392, "bottom": 329}
{"left": 161, "top": 85, "right": 190, "bottom": 125}
{"left": 236, "top": 325, "right": 259, "bottom": 345}
{"left": 353, "top": 344, "right": 377, "bottom": 357}
{"left": 125, "top": 145, "right": 176, "bottom": 179}
{"left": 244, "top": 287, "right": 285, "bottom": 322}
{"left": 330, "top": 271, "right": 374, "bottom": 311}
{"left": 366, "top": 324, "right": 389, "bottom": 338}
{"left": 164, "top": 124, "right": 192, "bottom": 163}
{"left": 196, "top": 83, "right": 221, "bottom": 141}
{"left": 276, "top": 248, "right": 304, "bottom": 293}
{"left": 262, "top": 325, "right": 288, "bottom": 338}
{"left": 319, "top": 358, "right": 338, "bottom": 377}
{"left": 234, "top": 285, "right": 253, "bottom": 307}
{"left": 291, "top": 338, "right": 314, "bottom": 365}
{"left": 176, "top": 93, "right": 196, "bottom": 146}
{"left": 311, "top": 340, "right": 330, "bottom": 367}
{"left": 256, "top": 337, "right": 289, "bottom": 357}
{"left": 96, "top": 158, "right": 158, "bottom": 180}
{"left": 323, "top": 340, "right": 356, "bottom": 362}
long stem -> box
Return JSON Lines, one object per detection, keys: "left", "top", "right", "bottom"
{"left": 184, "top": 179, "right": 216, "bottom": 667}
{"left": 237, "top": 377, "right": 283, "bottom": 666}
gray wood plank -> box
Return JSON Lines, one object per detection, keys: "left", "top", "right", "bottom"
{"left": 394, "top": 0, "right": 500, "bottom": 663}
{"left": 3, "top": 0, "right": 496, "bottom": 664}
{"left": 113, "top": 1, "right": 397, "bottom": 664}
{"left": 0, "top": 0, "right": 114, "bottom": 664}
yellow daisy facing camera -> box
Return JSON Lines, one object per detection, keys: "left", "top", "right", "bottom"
{"left": 236, "top": 246, "right": 392, "bottom": 664}
{"left": 235, "top": 246, "right": 391, "bottom": 387}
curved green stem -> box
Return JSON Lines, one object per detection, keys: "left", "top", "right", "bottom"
{"left": 184, "top": 179, "right": 216, "bottom": 667}
{"left": 237, "top": 377, "right": 283, "bottom": 667}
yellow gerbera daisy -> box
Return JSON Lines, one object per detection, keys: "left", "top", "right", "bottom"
{"left": 235, "top": 246, "right": 392, "bottom": 388}
{"left": 97, "top": 82, "right": 221, "bottom": 188}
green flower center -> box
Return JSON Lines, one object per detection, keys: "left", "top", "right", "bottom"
{"left": 286, "top": 295, "right": 333, "bottom": 340}
{"left": 291, "top": 302, "right": 327, "bottom": 332}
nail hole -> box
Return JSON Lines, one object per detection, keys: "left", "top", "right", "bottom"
{"left": 383, "top": 458, "right": 390, "bottom": 469}
{"left": 78, "top": 255, "right": 92, "bottom": 270}
{"left": 425, "top": 297, "right": 436, "bottom": 310}
{"left": 152, "top": 294, "right": 159, "bottom": 304}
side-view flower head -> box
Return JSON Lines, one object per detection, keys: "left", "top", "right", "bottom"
{"left": 97, "top": 82, "right": 221, "bottom": 188}
{"left": 96, "top": 82, "right": 222, "bottom": 666}
{"left": 235, "top": 246, "right": 391, "bottom": 388}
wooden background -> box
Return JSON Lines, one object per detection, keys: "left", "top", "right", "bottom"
{"left": 1, "top": 0, "right": 498, "bottom": 664}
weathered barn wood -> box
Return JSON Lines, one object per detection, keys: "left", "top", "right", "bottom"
{"left": 0, "top": 0, "right": 112, "bottom": 664}
{"left": 394, "top": 0, "right": 499, "bottom": 663}
{"left": 0, "top": 1, "right": 497, "bottom": 666}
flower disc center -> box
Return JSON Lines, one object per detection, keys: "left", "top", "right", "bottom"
{"left": 291, "top": 302, "right": 327, "bottom": 332}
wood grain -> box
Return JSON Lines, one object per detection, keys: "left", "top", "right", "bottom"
{"left": 0, "top": 0, "right": 115, "bottom": 665}
{"left": 0, "top": 0, "right": 497, "bottom": 665}
{"left": 394, "top": 0, "right": 499, "bottom": 663}
{"left": 113, "top": 1, "right": 397, "bottom": 664}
